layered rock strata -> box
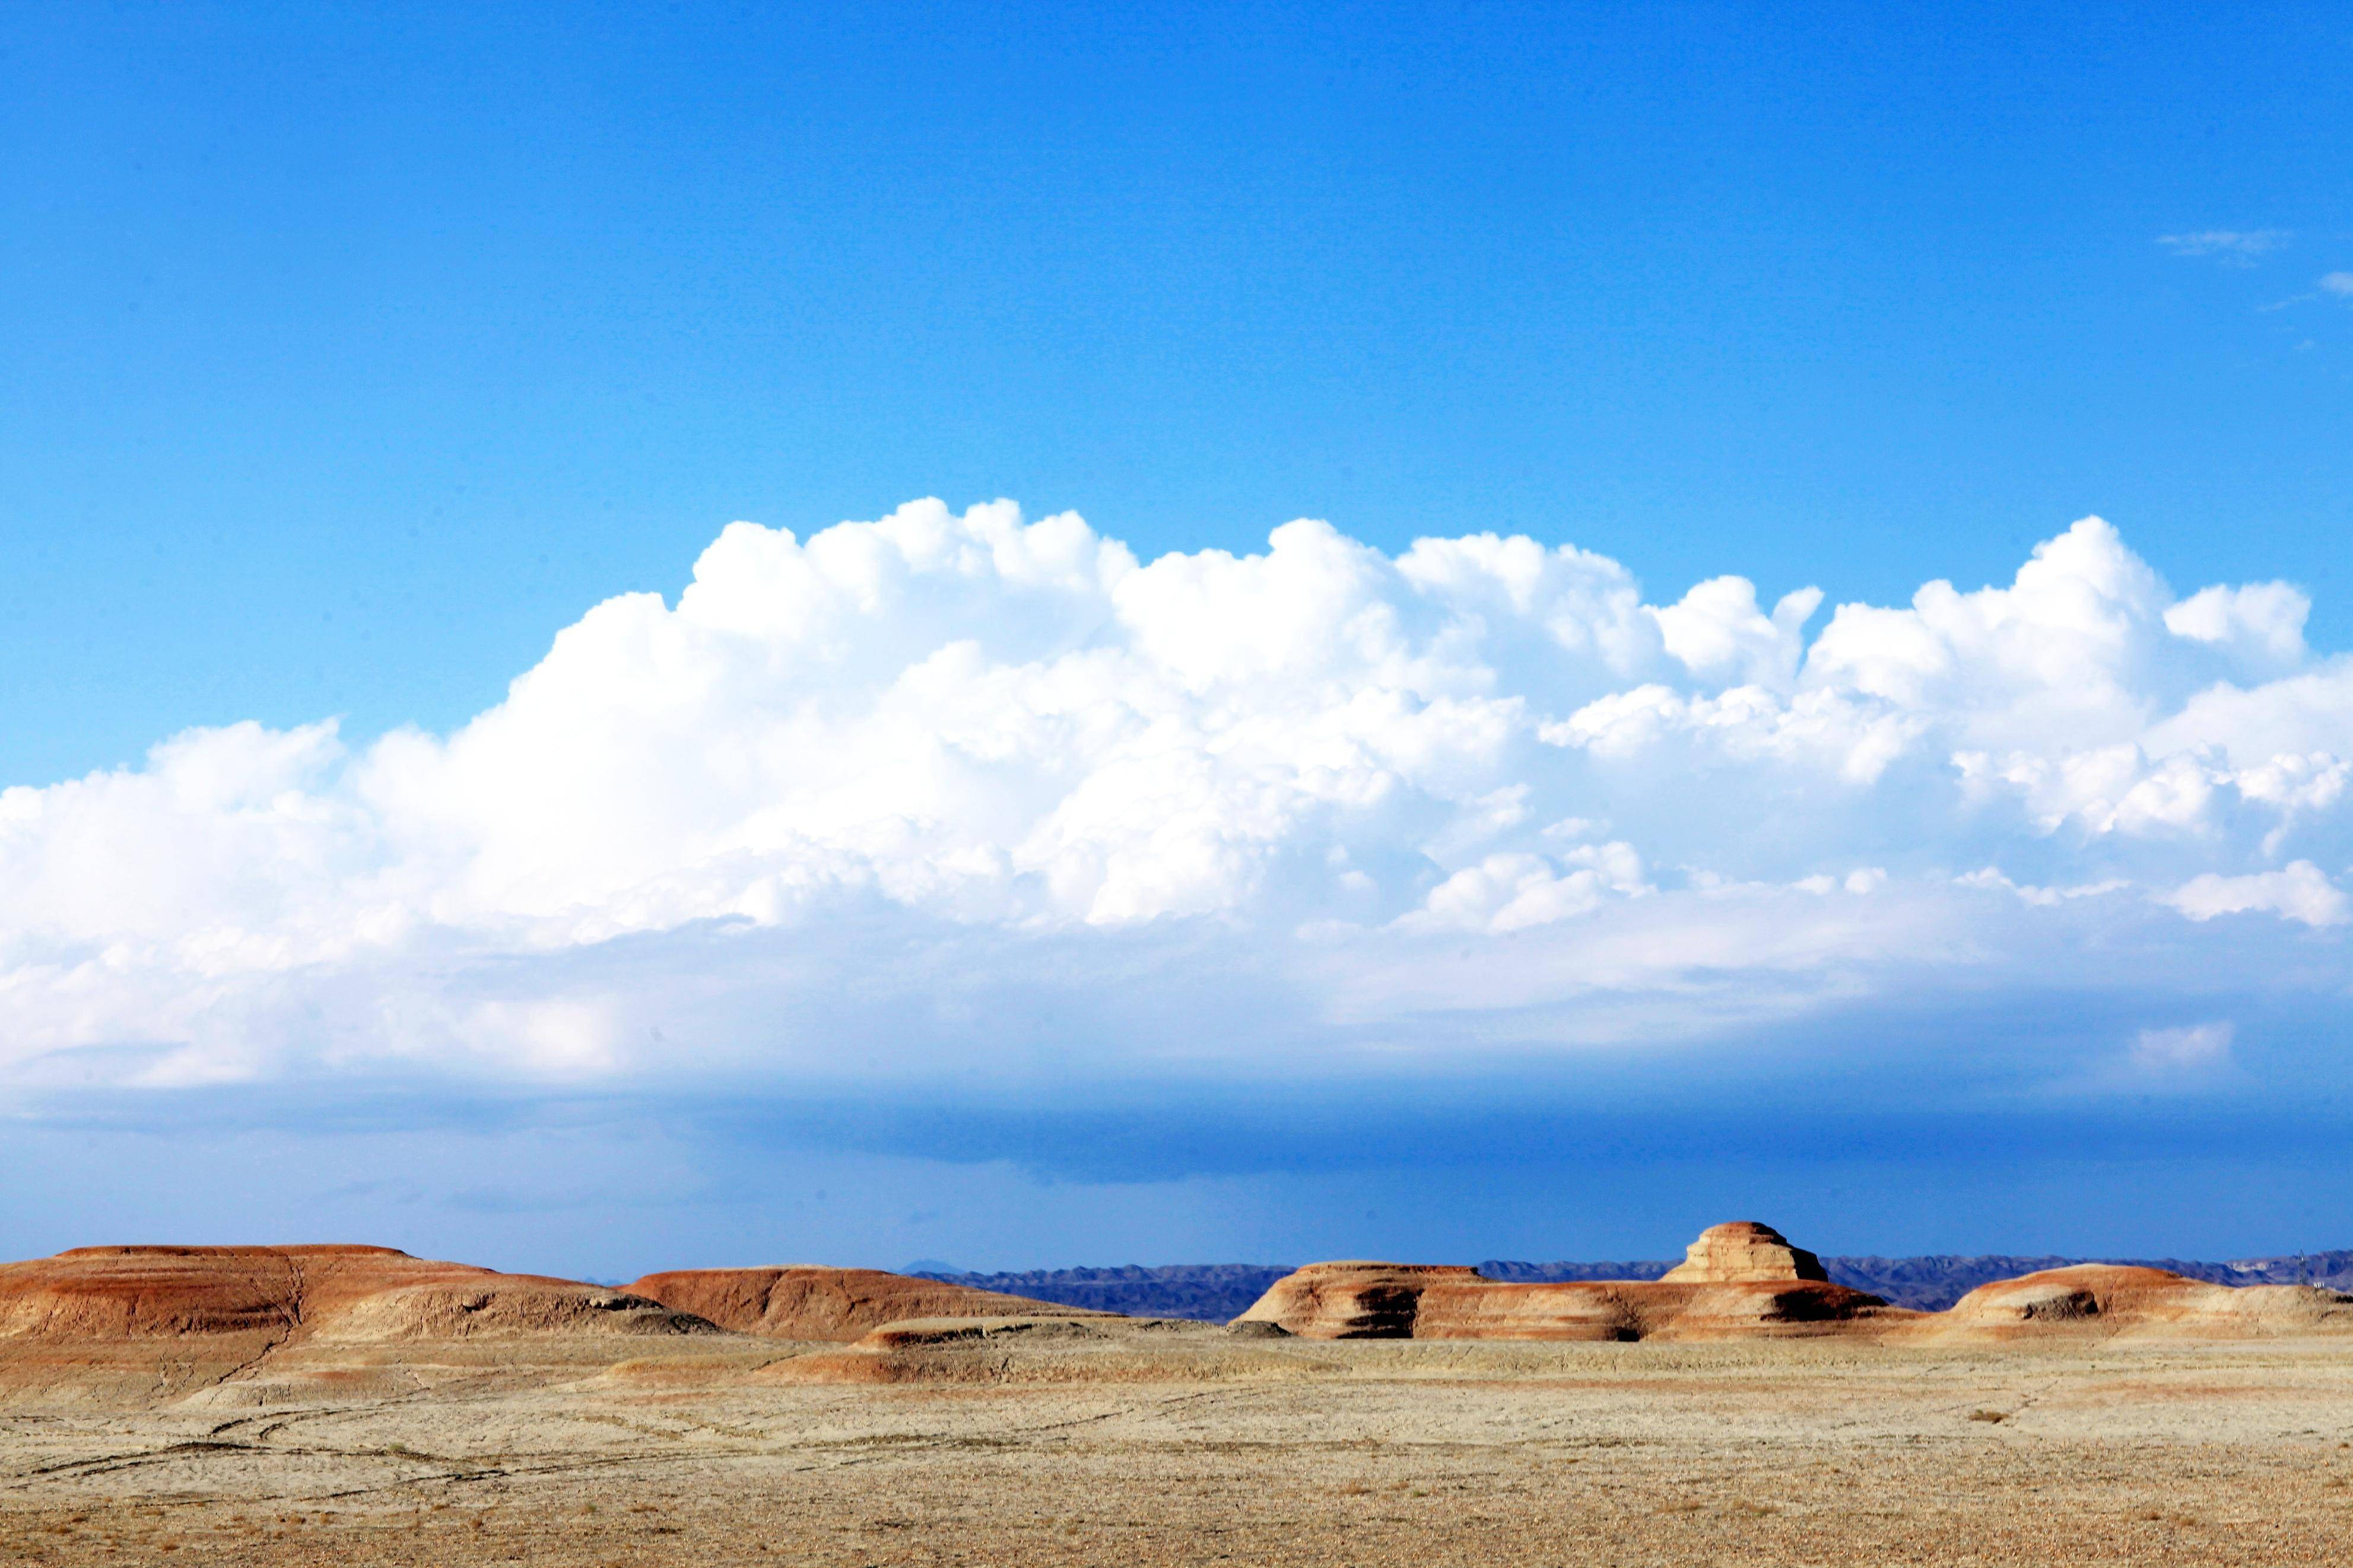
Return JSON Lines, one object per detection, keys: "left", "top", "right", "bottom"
{"left": 0, "top": 1243, "right": 723, "bottom": 1408}
{"left": 1236, "top": 1227, "right": 2353, "bottom": 1343}
{"left": 1917, "top": 1264, "right": 2353, "bottom": 1341}
{"left": 0, "top": 1245, "right": 704, "bottom": 1342}
{"left": 1234, "top": 1257, "right": 1892, "bottom": 1341}
{"left": 1659, "top": 1221, "right": 1829, "bottom": 1283}
{"left": 623, "top": 1266, "right": 1112, "bottom": 1341}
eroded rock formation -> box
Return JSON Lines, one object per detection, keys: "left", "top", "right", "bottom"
{"left": 2, "top": 1227, "right": 2345, "bottom": 1404}
{"left": 0, "top": 1245, "right": 705, "bottom": 1343}
{"left": 1235, "top": 1226, "right": 2353, "bottom": 1344}
{"left": 0, "top": 1243, "right": 724, "bottom": 1408}
{"left": 1915, "top": 1264, "right": 2353, "bottom": 1341}
{"left": 1223, "top": 1264, "right": 1481, "bottom": 1338}
{"left": 623, "top": 1266, "right": 1112, "bottom": 1341}
{"left": 1658, "top": 1221, "right": 1829, "bottom": 1284}
{"left": 1234, "top": 1241, "right": 1892, "bottom": 1341}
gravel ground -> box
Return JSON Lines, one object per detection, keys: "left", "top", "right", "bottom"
{"left": 4, "top": 1332, "right": 2351, "bottom": 1565}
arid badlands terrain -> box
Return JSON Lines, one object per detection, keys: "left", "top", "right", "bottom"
{"left": 2, "top": 1222, "right": 2349, "bottom": 1566}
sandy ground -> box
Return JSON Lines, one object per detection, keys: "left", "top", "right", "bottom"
{"left": 4, "top": 1330, "right": 2352, "bottom": 1566}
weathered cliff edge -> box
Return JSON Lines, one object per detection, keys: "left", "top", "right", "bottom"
{"left": 0, "top": 1245, "right": 706, "bottom": 1342}
{"left": 1236, "top": 1223, "right": 2353, "bottom": 1343}
{"left": 1917, "top": 1262, "right": 2352, "bottom": 1341}
{"left": 0, "top": 1243, "right": 733, "bottom": 1407}
{"left": 623, "top": 1266, "right": 1111, "bottom": 1340}
{"left": 6, "top": 1222, "right": 2347, "bottom": 1393}
{"left": 0, "top": 1247, "right": 1109, "bottom": 1353}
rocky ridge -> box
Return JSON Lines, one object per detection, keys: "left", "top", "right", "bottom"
{"left": 933, "top": 1246, "right": 2353, "bottom": 1318}
{"left": 621, "top": 1265, "right": 1106, "bottom": 1340}
{"left": 1236, "top": 1224, "right": 1896, "bottom": 1341}
{"left": 0, "top": 1225, "right": 2345, "bottom": 1405}
{"left": 1917, "top": 1263, "right": 2353, "bottom": 1340}
{"left": 0, "top": 1243, "right": 725, "bottom": 1408}
{"left": 1234, "top": 1225, "right": 2353, "bottom": 1343}
{"left": 0, "top": 1245, "right": 701, "bottom": 1343}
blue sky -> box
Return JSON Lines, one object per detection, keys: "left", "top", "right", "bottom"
{"left": 3, "top": 1, "right": 2351, "bottom": 1273}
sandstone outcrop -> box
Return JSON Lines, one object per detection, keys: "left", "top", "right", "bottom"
{"left": 8, "top": 1229, "right": 2346, "bottom": 1402}
{"left": 1414, "top": 1277, "right": 1890, "bottom": 1341}
{"left": 1234, "top": 1245, "right": 1893, "bottom": 1341}
{"left": 1237, "top": 1226, "right": 2353, "bottom": 1344}
{"left": 1228, "top": 1264, "right": 1484, "bottom": 1338}
{"left": 0, "top": 1243, "right": 725, "bottom": 1410}
{"left": 0, "top": 1245, "right": 709, "bottom": 1343}
{"left": 1658, "top": 1221, "right": 1828, "bottom": 1283}
{"left": 623, "top": 1266, "right": 1112, "bottom": 1341}
{"left": 1909, "top": 1264, "right": 2353, "bottom": 1342}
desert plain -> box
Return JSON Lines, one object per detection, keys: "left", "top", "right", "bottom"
{"left": 3, "top": 1229, "right": 2349, "bottom": 1567}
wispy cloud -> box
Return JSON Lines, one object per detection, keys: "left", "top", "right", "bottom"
{"left": 2321, "top": 271, "right": 2353, "bottom": 298}
{"left": 2157, "top": 230, "right": 2288, "bottom": 265}
{"left": 2160, "top": 862, "right": 2349, "bottom": 927}
{"left": 2130, "top": 1021, "right": 2235, "bottom": 1074}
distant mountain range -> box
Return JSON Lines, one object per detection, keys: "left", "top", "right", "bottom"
{"left": 921, "top": 1248, "right": 2353, "bottom": 1319}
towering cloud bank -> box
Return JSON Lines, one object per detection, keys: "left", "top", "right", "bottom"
{"left": 2, "top": 502, "right": 2346, "bottom": 1086}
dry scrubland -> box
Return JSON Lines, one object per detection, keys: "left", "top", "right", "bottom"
{"left": 2, "top": 1235, "right": 2350, "bottom": 1566}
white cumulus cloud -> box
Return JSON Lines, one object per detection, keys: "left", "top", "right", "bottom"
{"left": 2, "top": 501, "right": 2351, "bottom": 1088}
{"left": 2163, "top": 581, "right": 2309, "bottom": 669}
